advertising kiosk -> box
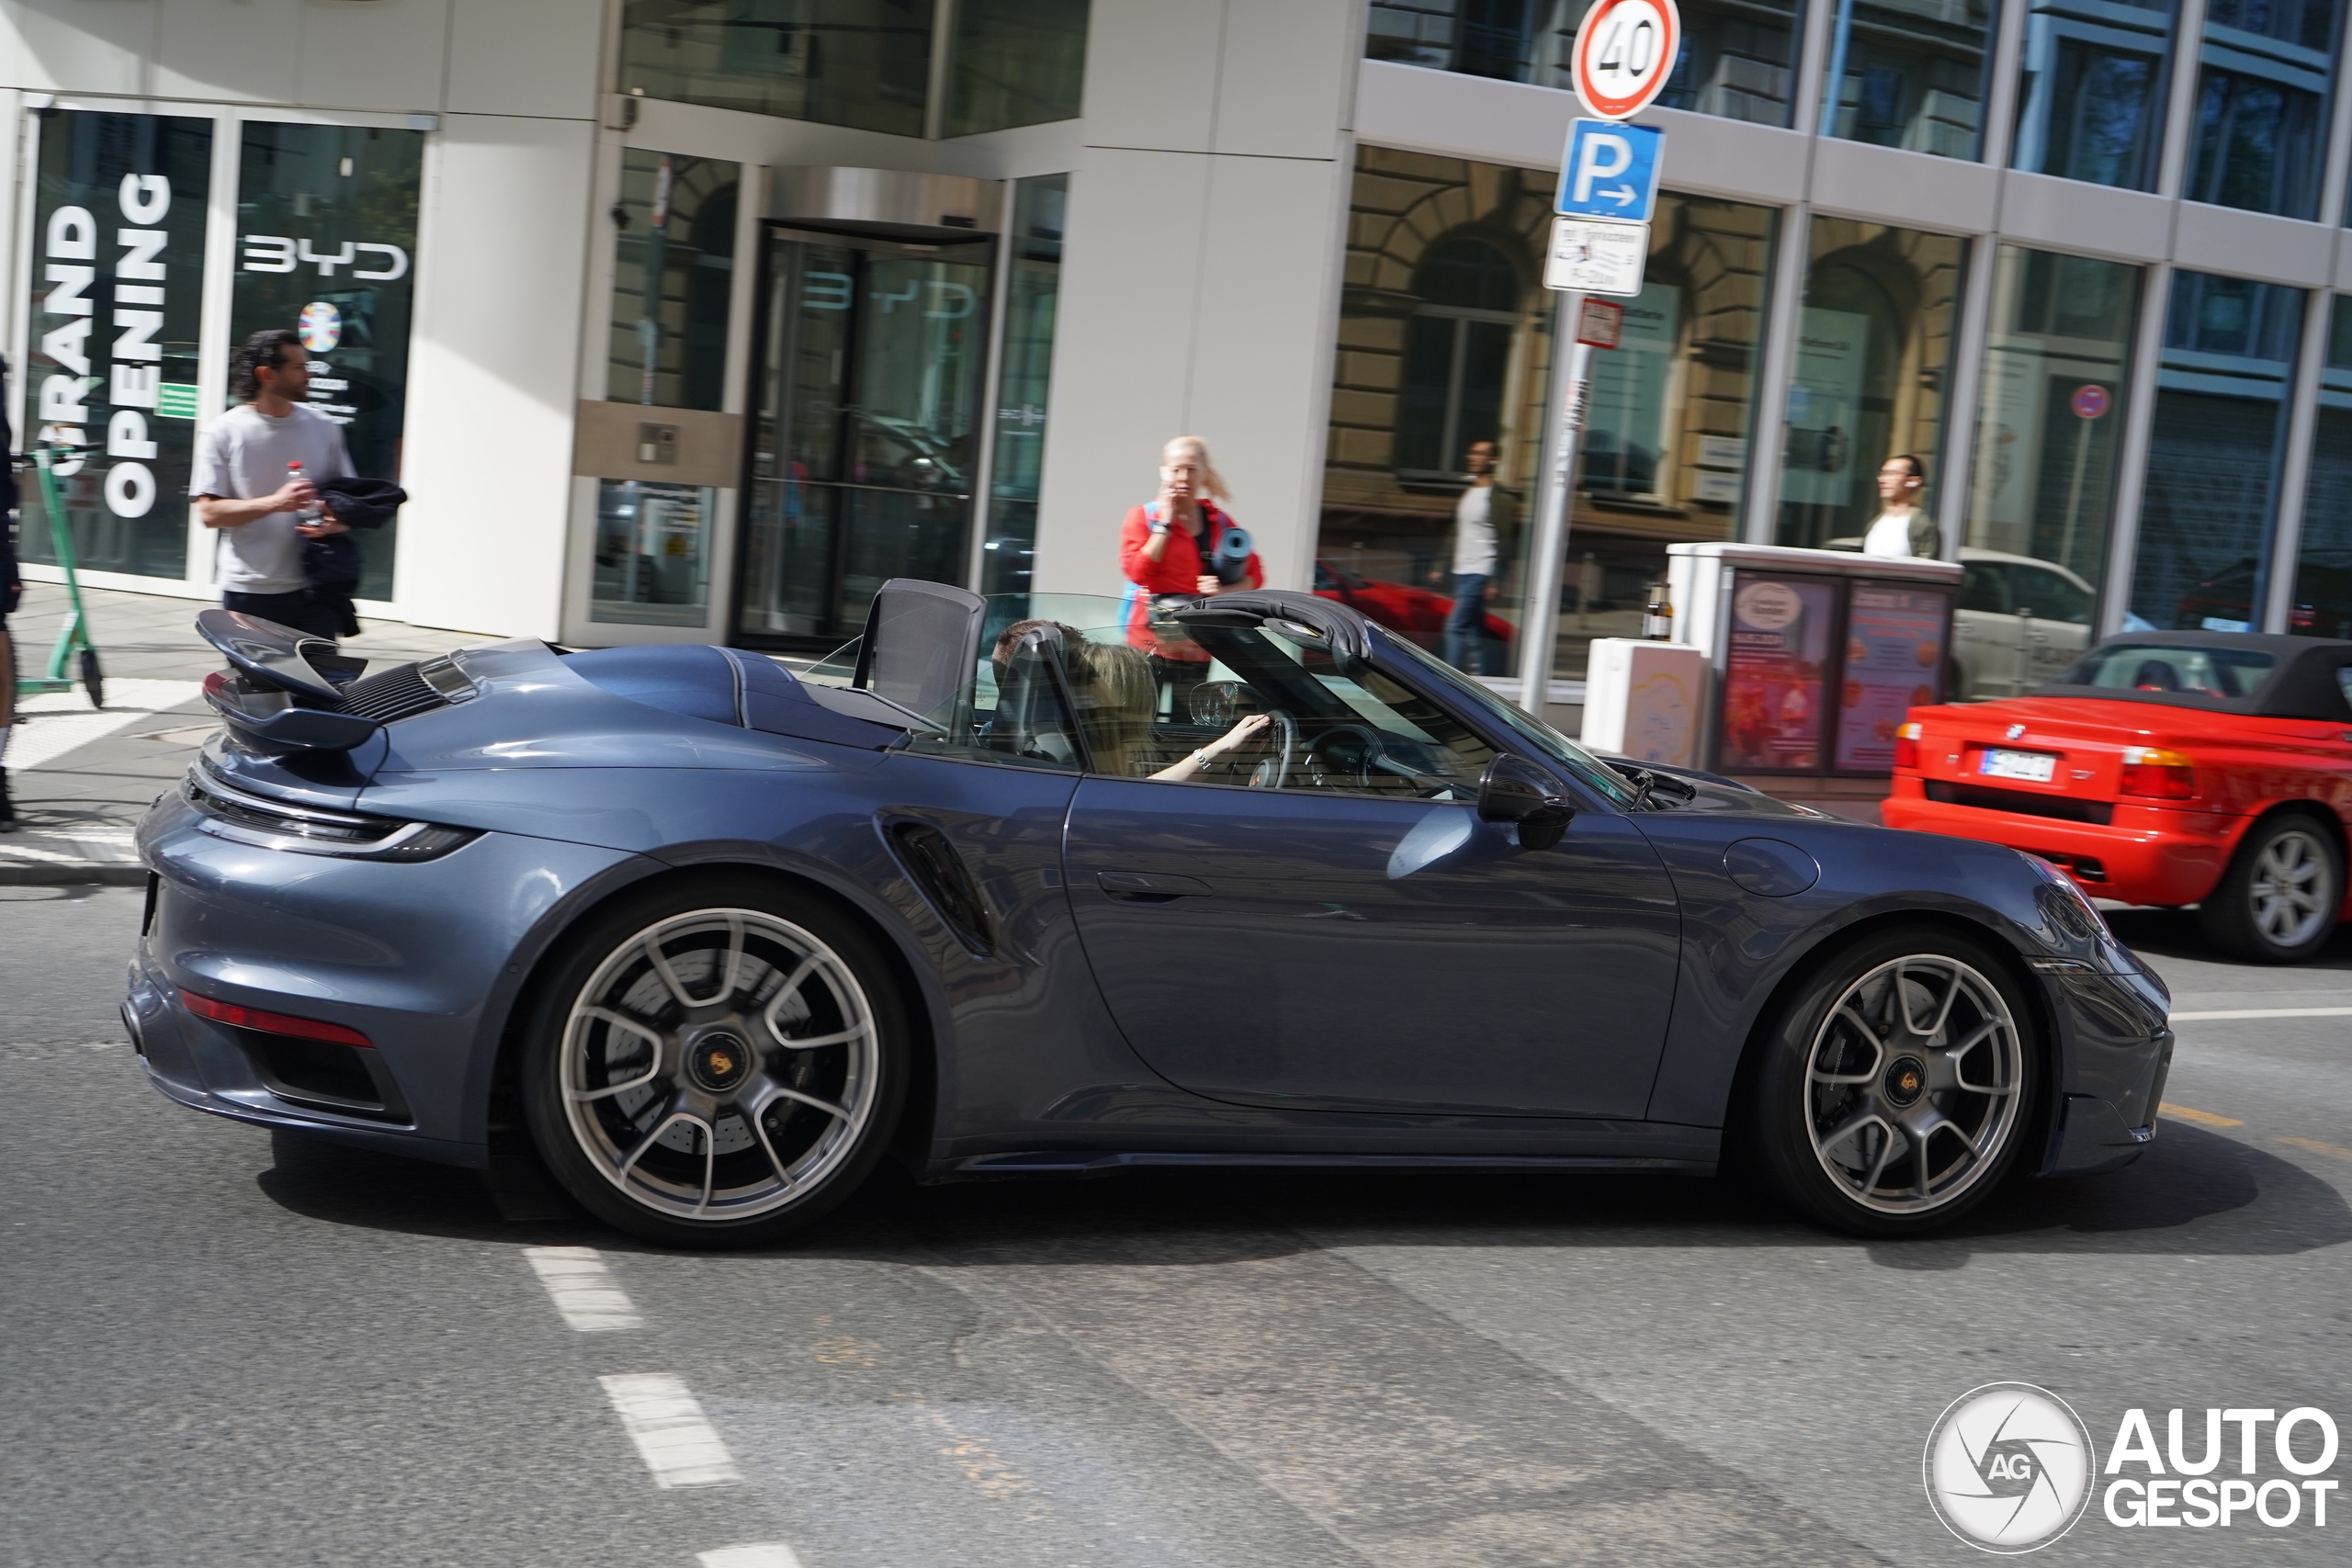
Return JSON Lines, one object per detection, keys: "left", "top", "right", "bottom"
{"left": 1664, "top": 542, "right": 1962, "bottom": 778}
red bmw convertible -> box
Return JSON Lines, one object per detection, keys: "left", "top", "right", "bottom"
{"left": 1883, "top": 632, "right": 2352, "bottom": 962}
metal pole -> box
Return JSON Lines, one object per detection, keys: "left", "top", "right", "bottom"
{"left": 1517, "top": 295, "right": 1594, "bottom": 716}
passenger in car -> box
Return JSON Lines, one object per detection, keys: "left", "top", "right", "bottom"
{"left": 1065, "top": 639, "right": 1269, "bottom": 783}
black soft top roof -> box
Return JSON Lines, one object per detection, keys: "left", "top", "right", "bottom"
{"left": 2037, "top": 631, "right": 2352, "bottom": 720}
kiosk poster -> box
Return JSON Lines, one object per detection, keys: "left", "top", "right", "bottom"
{"left": 231, "top": 122, "right": 424, "bottom": 601}
{"left": 1835, "top": 584, "right": 1952, "bottom": 772}
{"left": 22, "top": 111, "right": 213, "bottom": 580}
{"left": 1719, "top": 575, "right": 1836, "bottom": 772}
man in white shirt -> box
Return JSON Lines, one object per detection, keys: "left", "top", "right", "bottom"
{"left": 192, "top": 328, "right": 355, "bottom": 638}
{"left": 1441, "top": 438, "right": 1515, "bottom": 672}
{"left": 1861, "top": 454, "right": 1939, "bottom": 558}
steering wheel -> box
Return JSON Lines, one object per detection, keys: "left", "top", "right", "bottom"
{"left": 1304, "top": 723, "right": 1386, "bottom": 790}
{"left": 1249, "top": 708, "right": 1298, "bottom": 789}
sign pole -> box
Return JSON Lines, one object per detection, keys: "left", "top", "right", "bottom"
{"left": 1518, "top": 299, "right": 1595, "bottom": 716}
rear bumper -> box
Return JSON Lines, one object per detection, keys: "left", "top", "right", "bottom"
{"left": 1883, "top": 781, "right": 2237, "bottom": 905}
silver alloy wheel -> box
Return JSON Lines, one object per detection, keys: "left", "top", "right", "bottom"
{"left": 560, "top": 908, "right": 877, "bottom": 1223}
{"left": 1804, "top": 954, "right": 2023, "bottom": 1215}
{"left": 2249, "top": 828, "right": 2333, "bottom": 949}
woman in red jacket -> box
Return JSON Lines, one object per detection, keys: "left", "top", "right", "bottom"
{"left": 1121, "top": 435, "right": 1261, "bottom": 714}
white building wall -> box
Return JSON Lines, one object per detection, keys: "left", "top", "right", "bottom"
{"left": 1031, "top": 0, "right": 1362, "bottom": 598}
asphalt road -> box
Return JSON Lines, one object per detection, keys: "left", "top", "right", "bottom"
{"left": 4, "top": 887, "right": 2348, "bottom": 1568}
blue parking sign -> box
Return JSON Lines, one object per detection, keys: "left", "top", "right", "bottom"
{"left": 1555, "top": 119, "right": 1664, "bottom": 223}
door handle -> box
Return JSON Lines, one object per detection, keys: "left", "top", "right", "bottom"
{"left": 1095, "top": 870, "right": 1213, "bottom": 900}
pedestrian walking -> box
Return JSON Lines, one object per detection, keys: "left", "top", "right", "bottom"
{"left": 1120, "top": 436, "right": 1261, "bottom": 715}
{"left": 1861, "top": 454, "right": 1939, "bottom": 558}
{"left": 193, "top": 328, "right": 355, "bottom": 640}
{"left": 1436, "top": 437, "right": 1515, "bottom": 673}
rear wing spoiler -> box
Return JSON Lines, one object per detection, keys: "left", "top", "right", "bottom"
{"left": 197, "top": 609, "right": 383, "bottom": 752}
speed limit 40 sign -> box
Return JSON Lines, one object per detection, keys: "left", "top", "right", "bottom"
{"left": 1573, "top": 0, "right": 1681, "bottom": 120}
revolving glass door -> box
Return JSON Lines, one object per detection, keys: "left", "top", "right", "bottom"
{"left": 737, "top": 226, "right": 992, "bottom": 645}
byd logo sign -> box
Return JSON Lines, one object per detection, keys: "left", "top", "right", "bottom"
{"left": 1923, "top": 1383, "right": 2340, "bottom": 1552}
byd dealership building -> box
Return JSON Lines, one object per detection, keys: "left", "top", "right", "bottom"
{"left": 9, "top": 0, "right": 2352, "bottom": 690}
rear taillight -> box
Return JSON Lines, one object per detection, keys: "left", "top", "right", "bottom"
{"left": 1894, "top": 721, "right": 1922, "bottom": 771}
{"left": 182, "top": 989, "right": 374, "bottom": 1048}
{"left": 2118, "top": 746, "right": 2196, "bottom": 801}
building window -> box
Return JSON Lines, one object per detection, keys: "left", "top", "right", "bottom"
{"left": 2187, "top": 0, "right": 2340, "bottom": 220}
{"left": 1961, "top": 247, "right": 2141, "bottom": 696}
{"left": 980, "top": 175, "right": 1067, "bottom": 599}
{"left": 1822, "top": 0, "right": 1998, "bottom": 159}
{"left": 2289, "top": 296, "right": 2352, "bottom": 636}
{"left": 1396, "top": 238, "right": 1524, "bottom": 480}
{"left": 616, "top": 0, "right": 934, "bottom": 137}
{"left": 1319, "top": 149, "right": 1560, "bottom": 677}
{"left": 1364, "top": 1, "right": 1805, "bottom": 129}
{"left": 2011, "top": 0, "right": 2174, "bottom": 190}
{"left": 950, "top": 0, "right": 1089, "bottom": 134}
{"left": 2132, "top": 271, "right": 2304, "bottom": 630}
{"left": 607, "top": 151, "right": 739, "bottom": 413}
{"left": 1776, "top": 220, "right": 1969, "bottom": 549}
{"left": 594, "top": 479, "right": 716, "bottom": 626}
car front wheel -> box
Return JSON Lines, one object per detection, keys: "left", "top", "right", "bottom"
{"left": 2199, "top": 814, "right": 2342, "bottom": 964}
{"left": 1750, "top": 928, "right": 2038, "bottom": 1238}
{"left": 521, "top": 876, "right": 907, "bottom": 1247}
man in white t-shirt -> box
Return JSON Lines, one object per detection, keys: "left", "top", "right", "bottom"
{"left": 192, "top": 328, "right": 355, "bottom": 638}
{"left": 1439, "top": 438, "right": 1515, "bottom": 673}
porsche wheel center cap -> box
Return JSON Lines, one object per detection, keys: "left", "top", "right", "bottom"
{"left": 686, "top": 1031, "right": 753, "bottom": 1093}
{"left": 1884, "top": 1055, "right": 1928, "bottom": 1108}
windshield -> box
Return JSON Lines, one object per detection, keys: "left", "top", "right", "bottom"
{"left": 1374, "top": 630, "right": 1640, "bottom": 807}
{"left": 2068, "top": 643, "right": 2278, "bottom": 700}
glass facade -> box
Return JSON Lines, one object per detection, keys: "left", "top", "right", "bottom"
{"left": 1776, "top": 220, "right": 1967, "bottom": 549}
{"left": 1364, "top": 1, "right": 1806, "bottom": 127}
{"left": 2133, "top": 270, "right": 2303, "bottom": 629}
{"left": 617, "top": 0, "right": 935, "bottom": 135}
{"left": 979, "top": 176, "right": 1068, "bottom": 599}
{"left": 1822, "top": 0, "right": 1999, "bottom": 159}
{"left": 607, "top": 150, "right": 740, "bottom": 412}
{"left": 2187, "top": 0, "right": 2340, "bottom": 219}
{"left": 2012, "top": 0, "right": 2176, "bottom": 189}
{"left": 1960, "top": 247, "right": 2139, "bottom": 695}
{"left": 2290, "top": 296, "right": 2352, "bottom": 637}
{"left": 950, "top": 0, "right": 1090, "bottom": 135}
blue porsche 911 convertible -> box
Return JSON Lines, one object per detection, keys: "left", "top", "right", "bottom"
{"left": 128, "top": 581, "right": 2174, "bottom": 1245}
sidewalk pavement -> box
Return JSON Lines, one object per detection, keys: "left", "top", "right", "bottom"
{"left": 3, "top": 581, "right": 476, "bottom": 885}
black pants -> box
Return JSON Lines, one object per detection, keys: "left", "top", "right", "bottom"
{"left": 222, "top": 589, "right": 343, "bottom": 640}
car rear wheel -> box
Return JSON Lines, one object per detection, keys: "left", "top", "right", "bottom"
{"left": 521, "top": 876, "right": 907, "bottom": 1247}
{"left": 1750, "top": 928, "right": 2037, "bottom": 1238}
{"left": 2199, "top": 814, "right": 2342, "bottom": 964}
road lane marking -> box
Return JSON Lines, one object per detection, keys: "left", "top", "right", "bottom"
{"left": 2278, "top": 1136, "right": 2352, "bottom": 1163}
{"left": 698, "top": 1548, "right": 804, "bottom": 1568}
{"left": 2159, "top": 1102, "right": 2245, "bottom": 1127}
{"left": 2170, "top": 1007, "right": 2352, "bottom": 1021}
{"left": 600, "top": 1373, "right": 741, "bottom": 1488}
{"left": 524, "top": 1246, "right": 641, "bottom": 1330}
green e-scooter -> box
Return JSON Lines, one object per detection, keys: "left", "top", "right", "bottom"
{"left": 13, "top": 444, "right": 105, "bottom": 709}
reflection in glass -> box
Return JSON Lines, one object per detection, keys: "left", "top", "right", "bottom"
{"left": 950, "top": 0, "right": 1089, "bottom": 134}
{"left": 1776, "top": 220, "right": 1966, "bottom": 549}
{"left": 616, "top": 0, "right": 933, "bottom": 135}
{"left": 594, "top": 479, "right": 714, "bottom": 626}
{"left": 2132, "top": 272, "right": 2302, "bottom": 631}
{"left": 2188, "top": 0, "right": 2339, "bottom": 219}
{"left": 607, "top": 151, "right": 738, "bottom": 412}
{"left": 739, "top": 229, "right": 990, "bottom": 646}
{"left": 1318, "top": 148, "right": 1556, "bottom": 678}
{"left": 1822, "top": 0, "right": 1997, "bottom": 159}
{"left": 2011, "top": 0, "right": 2173, "bottom": 190}
{"left": 981, "top": 177, "right": 1067, "bottom": 602}
{"left": 1363, "top": 1, "right": 1804, "bottom": 128}
{"left": 2290, "top": 297, "right": 2352, "bottom": 637}
{"left": 1962, "top": 247, "right": 2139, "bottom": 697}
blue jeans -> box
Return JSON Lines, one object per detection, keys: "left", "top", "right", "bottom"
{"left": 1442, "top": 573, "right": 1491, "bottom": 673}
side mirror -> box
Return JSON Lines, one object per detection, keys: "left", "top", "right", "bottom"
{"left": 1478, "top": 753, "right": 1576, "bottom": 852}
